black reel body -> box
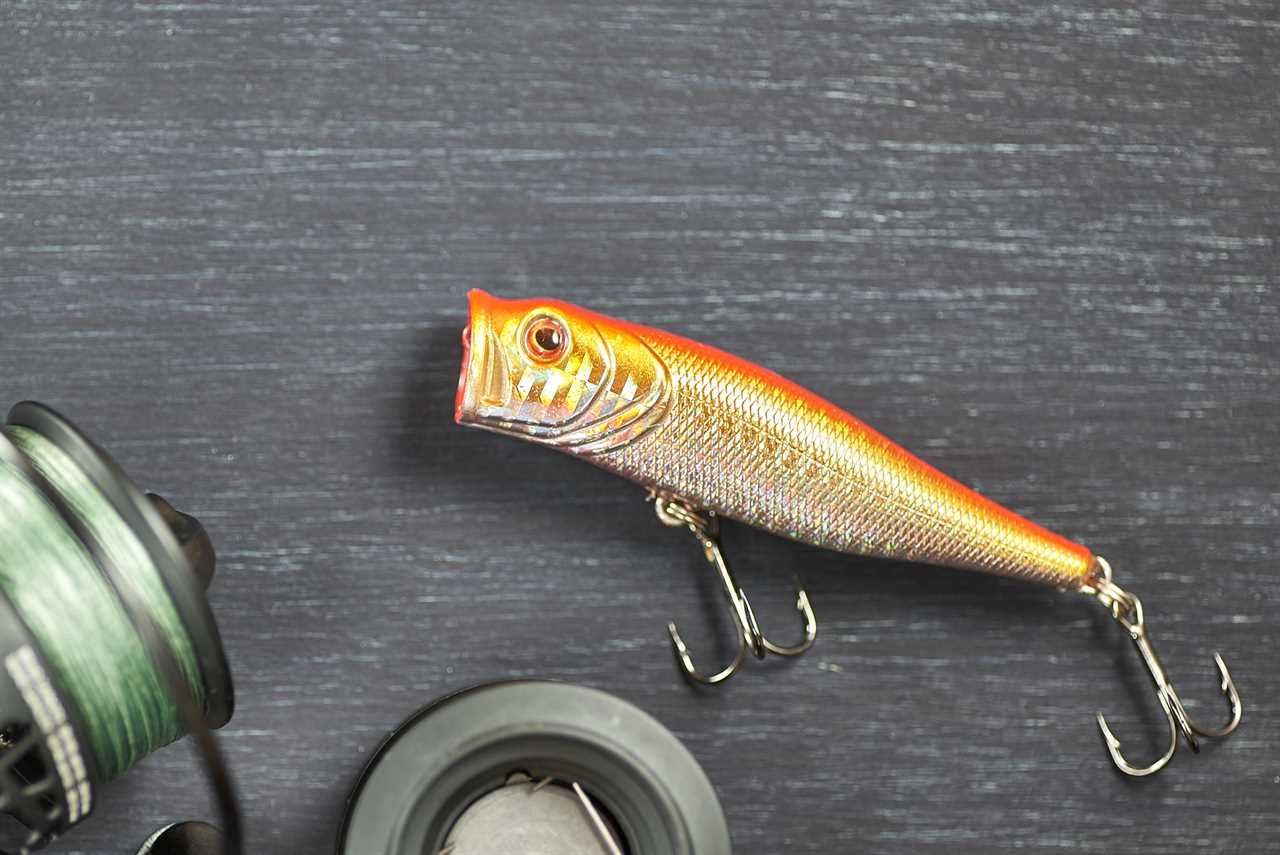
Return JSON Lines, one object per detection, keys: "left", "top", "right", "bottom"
{"left": 0, "top": 403, "right": 234, "bottom": 853}
{"left": 339, "top": 681, "right": 731, "bottom": 855}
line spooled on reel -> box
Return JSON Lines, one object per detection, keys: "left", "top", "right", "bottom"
{"left": 0, "top": 402, "right": 240, "bottom": 854}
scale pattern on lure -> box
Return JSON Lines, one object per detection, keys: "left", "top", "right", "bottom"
{"left": 456, "top": 289, "right": 1094, "bottom": 590}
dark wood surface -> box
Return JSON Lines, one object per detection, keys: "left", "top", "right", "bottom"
{"left": 3, "top": 3, "right": 1277, "bottom": 853}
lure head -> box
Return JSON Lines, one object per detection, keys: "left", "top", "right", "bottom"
{"left": 455, "top": 290, "right": 671, "bottom": 453}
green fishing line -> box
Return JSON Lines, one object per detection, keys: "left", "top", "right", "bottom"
{"left": 0, "top": 426, "right": 203, "bottom": 779}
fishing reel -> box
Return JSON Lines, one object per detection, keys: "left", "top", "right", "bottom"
{"left": 0, "top": 403, "right": 239, "bottom": 854}
{"left": 339, "top": 681, "right": 731, "bottom": 855}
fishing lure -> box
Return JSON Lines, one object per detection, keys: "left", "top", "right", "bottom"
{"left": 454, "top": 290, "right": 1242, "bottom": 776}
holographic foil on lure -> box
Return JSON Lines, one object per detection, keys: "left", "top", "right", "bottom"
{"left": 456, "top": 289, "right": 1094, "bottom": 590}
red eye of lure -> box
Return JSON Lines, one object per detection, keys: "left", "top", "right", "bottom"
{"left": 523, "top": 316, "right": 569, "bottom": 363}
{"left": 454, "top": 289, "right": 1242, "bottom": 776}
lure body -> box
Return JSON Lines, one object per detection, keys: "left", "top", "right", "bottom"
{"left": 456, "top": 290, "right": 1245, "bottom": 774}
{"left": 456, "top": 290, "right": 1097, "bottom": 590}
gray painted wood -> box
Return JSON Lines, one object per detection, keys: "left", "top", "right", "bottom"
{"left": 2, "top": 2, "right": 1277, "bottom": 853}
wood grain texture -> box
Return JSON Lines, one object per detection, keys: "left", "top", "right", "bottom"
{"left": 2, "top": 1, "right": 1277, "bottom": 853}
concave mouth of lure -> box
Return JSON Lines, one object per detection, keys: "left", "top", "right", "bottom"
{"left": 455, "top": 289, "right": 494, "bottom": 425}
{"left": 454, "top": 323, "right": 472, "bottom": 423}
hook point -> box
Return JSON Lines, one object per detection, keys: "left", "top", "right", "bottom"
{"left": 1095, "top": 712, "right": 1121, "bottom": 752}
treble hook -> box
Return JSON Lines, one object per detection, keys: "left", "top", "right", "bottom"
{"left": 1082, "top": 557, "right": 1243, "bottom": 777}
{"left": 651, "top": 493, "right": 816, "bottom": 685}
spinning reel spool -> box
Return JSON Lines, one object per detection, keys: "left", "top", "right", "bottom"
{"left": 339, "top": 681, "right": 731, "bottom": 855}
{"left": 0, "top": 402, "right": 238, "bottom": 854}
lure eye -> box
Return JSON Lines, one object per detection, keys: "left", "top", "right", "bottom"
{"left": 523, "top": 316, "right": 569, "bottom": 363}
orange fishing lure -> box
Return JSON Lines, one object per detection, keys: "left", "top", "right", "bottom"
{"left": 455, "top": 290, "right": 1241, "bottom": 775}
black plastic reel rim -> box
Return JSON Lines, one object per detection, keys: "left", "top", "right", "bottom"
{"left": 337, "top": 681, "right": 732, "bottom": 855}
{"left": 5, "top": 403, "right": 234, "bottom": 728}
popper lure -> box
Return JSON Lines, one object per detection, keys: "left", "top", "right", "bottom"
{"left": 454, "top": 290, "right": 1241, "bottom": 776}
